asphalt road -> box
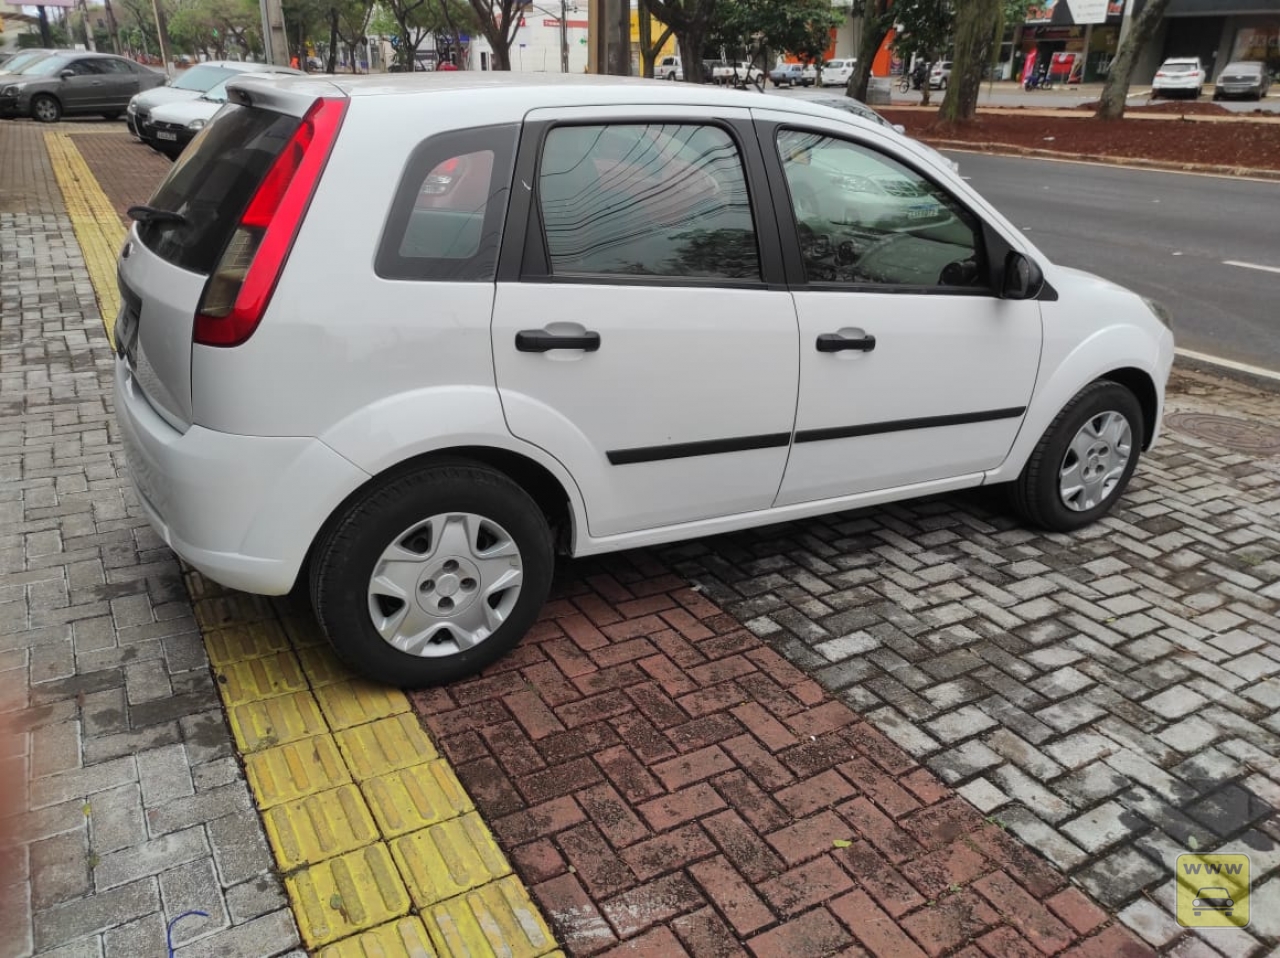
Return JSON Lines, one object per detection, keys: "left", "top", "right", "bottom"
{"left": 951, "top": 151, "right": 1280, "bottom": 374}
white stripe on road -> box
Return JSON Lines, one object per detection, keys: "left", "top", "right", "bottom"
{"left": 1176, "top": 348, "right": 1280, "bottom": 383}
{"left": 1223, "top": 260, "right": 1280, "bottom": 275}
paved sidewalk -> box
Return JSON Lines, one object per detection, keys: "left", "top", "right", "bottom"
{"left": 1, "top": 123, "right": 301, "bottom": 958}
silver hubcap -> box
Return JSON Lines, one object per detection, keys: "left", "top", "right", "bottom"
{"left": 1059, "top": 411, "right": 1133, "bottom": 512}
{"left": 367, "top": 512, "right": 523, "bottom": 657}
{"left": 35, "top": 100, "right": 56, "bottom": 121}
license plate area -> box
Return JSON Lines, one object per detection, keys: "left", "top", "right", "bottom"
{"left": 116, "top": 274, "right": 142, "bottom": 366}
{"left": 156, "top": 131, "right": 177, "bottom": 141}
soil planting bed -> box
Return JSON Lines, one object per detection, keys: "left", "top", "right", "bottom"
{"left": 880, "top": 109, "right": 1280, "bottom": 171}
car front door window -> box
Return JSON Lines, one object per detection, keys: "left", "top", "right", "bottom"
{"left": 777, "top": 129, "right": 986, "bottom": 290}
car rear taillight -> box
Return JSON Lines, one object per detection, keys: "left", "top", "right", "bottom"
{"left": 194, "top": 97, "right": 347, "bottom": 347}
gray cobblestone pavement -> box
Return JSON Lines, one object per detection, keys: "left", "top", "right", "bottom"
{"left": 658, "top": 372, "right": 1280, "bottom": 954}
{"left": 0, "top": 133, "right": 299, "bottom": 958}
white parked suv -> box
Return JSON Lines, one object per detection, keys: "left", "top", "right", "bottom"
{"left": 114, "top": 73, "right": 1174, "bottom": 687}
{"left": 1152, "top": 57, "right": 1205, "bottom": 98}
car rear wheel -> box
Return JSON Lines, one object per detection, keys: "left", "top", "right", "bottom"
{"left": 310, "top": 461, "right": 554, "bottom": 688}
{"left": 31, "top": 95, "right": 61, "bottom": 123}
{"left": 1008, "top": 381, "right": 1143, "bottom": 533}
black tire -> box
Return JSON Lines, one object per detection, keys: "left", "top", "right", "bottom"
{"left": 310, "top": 462, "right": 554, "bottom": 687}
{"left": 31, "top": 94, "right": 61, "bottom": 123}
{"left": 1008, "top": 381, "right": 1144, "bottom": 533}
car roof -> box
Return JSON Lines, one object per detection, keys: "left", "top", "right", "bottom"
{"left": 232, "top": 71, "right": 881, "bottom": 116}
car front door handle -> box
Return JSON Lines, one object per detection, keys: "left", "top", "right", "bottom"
{"left": 816, "top": 332, "right": 876, "bottom": 353}
{"left": 515, "top": 329, "right": 601, "bottom": 352}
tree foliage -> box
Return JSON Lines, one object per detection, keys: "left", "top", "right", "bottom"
{"left": 644, "top": 0, "right": 718, "bottom": 82}
{"left": 709, "top": 0, "right": 841, "bottom": 71}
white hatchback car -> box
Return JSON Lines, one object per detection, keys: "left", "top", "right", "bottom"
{"left": 820, "top": 59, "right": 856, "bottom": 87}
{"left": 1152, "top": 57, "right": 1205, "bottom": 98}
{"left": 114, "top": 74, "right": 1174, "bottom": 687}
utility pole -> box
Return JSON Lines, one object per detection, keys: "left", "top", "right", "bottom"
{"left": 103, "top": 0, "right": 122, "bottom": 53}
{"left": 149, "top": 0, "right": 173, "bottom": 76}
{"left": 560, "top": 0, "right": 568, "bottom": 73}
{"left": 258, "top": 0, "right": 291, "bottom": 65}
{"left": 78, "top": 0, "right": 96, "bottom": 51}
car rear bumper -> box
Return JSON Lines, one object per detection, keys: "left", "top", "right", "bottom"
{"left": 114, "top": 356, "right": 369, "bottom": 594}
{"left": 1215, "top": 83, "right": 1262, "bottom": 96}
{"left": 1153, "top": 78, "right": 1201, "bottom": 90}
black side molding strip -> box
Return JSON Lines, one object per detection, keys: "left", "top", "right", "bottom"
{"left": 608, "top": 432, "right": 791, "bottom": 466}
{"left": 797, "top": 407, "right": 1027, "bottom": 445}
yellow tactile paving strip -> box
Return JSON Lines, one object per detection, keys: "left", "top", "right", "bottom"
{"left": 44, "top": 132, "right": 560, "bottom": 958}
{"left": 44, "top": 130, "right": 126, "bottom": 343}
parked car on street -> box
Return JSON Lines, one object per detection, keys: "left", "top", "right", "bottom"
{"left": 1152, "top": 57, "right": 1205, "bottom": 98}
{"left": 1212, "top": 60, "right": 1271, "bottom": 100}
{"left": 929, "top": 60, "right": 953, "bottom": 89}
{"left": 128, "top": 60, "right": 282, "bottom": 140}
{"left": 142, "top": 65, "right": 303, "bottom": 158}
{"left": 113, "top": 73, "right": 1174, "bottom": 687}
{"left": 713, "top": 61, "right": 763, "bottom": 86}
{"left": 655, "top": 55, "right": 681, "bottom": 80}
{"left": 820, "top": 58, "right": 855, "bottom": 87}
{"left": 786, "top": 91, "right": 960, "bottom": 173}
{"left": 769, "top": 63, "right": 816, "bottom": 88}
{"left": 0, "top": 52, "right": 164, "bottom": 122}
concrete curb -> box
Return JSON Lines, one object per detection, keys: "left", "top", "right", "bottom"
{"left": 919, "top": 140, "right": 1280, "bottom": 181}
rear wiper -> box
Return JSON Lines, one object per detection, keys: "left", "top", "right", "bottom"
{"left": 127, "top": 204, "right": 187, "bottom": 227}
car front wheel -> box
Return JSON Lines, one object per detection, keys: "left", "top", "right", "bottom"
{"left": 310, "top": 462, "right": 555, "bottom": 687}
{"left": 1009, "top": 381, "right": 1143, "bottom": 532}
{"left": 31, "top": 95, "right": 61, "bottom": 123}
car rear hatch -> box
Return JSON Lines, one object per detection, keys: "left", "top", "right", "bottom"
{"left": 116, "top": 77, "right": 346, "bottom": 430}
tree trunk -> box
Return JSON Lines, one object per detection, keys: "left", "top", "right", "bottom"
{"left": 677, "top": 29, "right": 705, "bottom": 82}
{"left": 846, "top": 3, "right": 889, "bottom": 102}
{"left": 327, "top": 8, "right": 339, "bottom": 72}
{"left": 1096, "top": 0, "right": 1173, "bottom": 119}
{"left": 938, "top": 0, "right": 999, "bottom": 125}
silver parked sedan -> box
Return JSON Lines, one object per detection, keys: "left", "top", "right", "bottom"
{"left": 0, "top": 52, "right": 164, "bottom": 123}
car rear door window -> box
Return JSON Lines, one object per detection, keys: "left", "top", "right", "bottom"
{"left": 535, "top": 123, "right": 760, "bottom": 281}
{"left": 375, "top": 124, "right": 518, "bottom": 281}
{"left": 136, "top": 105, "right": 302, "bottom": 274}
{"left": 777, "top": 129, "right": 986, "bottom": 290}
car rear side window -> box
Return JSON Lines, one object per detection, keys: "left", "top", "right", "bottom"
{"left": 535, "top": 123, "right": 760, "bottom": 281}
{"left": 136, "top": 105, "right": 301, "bottom": 274}
{"left": 376, "top": 124, "right": 518, "bottom": 282}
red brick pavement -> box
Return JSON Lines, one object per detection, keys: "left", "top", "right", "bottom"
{"left": 412, "top": 557, "right": 1155, "bottom": 958}
{"left": 69, "top": 130, "right": 172, "bottom": 220}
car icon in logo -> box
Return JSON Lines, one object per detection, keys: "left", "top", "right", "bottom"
{"left": 1192, "top": 887, "right": 1234, "bottom": 917}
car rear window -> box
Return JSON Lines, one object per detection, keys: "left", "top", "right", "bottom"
{"left": 136, "top": 104, "right": 301, "bottom": 274}
{"left": 171, "top": 64, "right": 241, "bottom": 92}
{"left": 376, "top": 124, "right": 518, "bottom": 281}
{"left": 1164, "top": 61, "right": 1198, "bottom": 70}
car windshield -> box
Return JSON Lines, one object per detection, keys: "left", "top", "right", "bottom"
{"left": 825, "top": 61, "right": 843, "bottom": 69}
{"left": 2, "top": 51, "right": 52, "bottom": 74}
{"left": 17, "top": 54, "right": 73, "bottom": 76}
{"left": 172, "top": 64, "right": 241, "bottom": 92}
{"left": 1164, "top": 61, "right": 1198, "bottom": 71}
{"left": 201, "top": 79, "right": 233, "bottom": 102}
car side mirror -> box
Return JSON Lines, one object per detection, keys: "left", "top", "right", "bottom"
{"left": 893, "top": 124, "right": 906, "bottom": 134}
{"left": 60, "top": 69, "right": 75, "bottom": 80}
{"left": 1002, "top": 251, "right": 1044, "bottom": 300}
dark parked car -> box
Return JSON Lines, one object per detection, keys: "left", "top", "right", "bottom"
{"left": 0, "top": 52, "right": 164, "bottom": 123}
{"left": 1213, "top": 60, "right": 1272, "bottom": 101}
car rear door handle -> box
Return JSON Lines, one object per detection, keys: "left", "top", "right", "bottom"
{"left": 516, "top": 330, "right": 601, "bottom": 352}
{"left": 816, "top": 332, "right": 876, "bottom": 353}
